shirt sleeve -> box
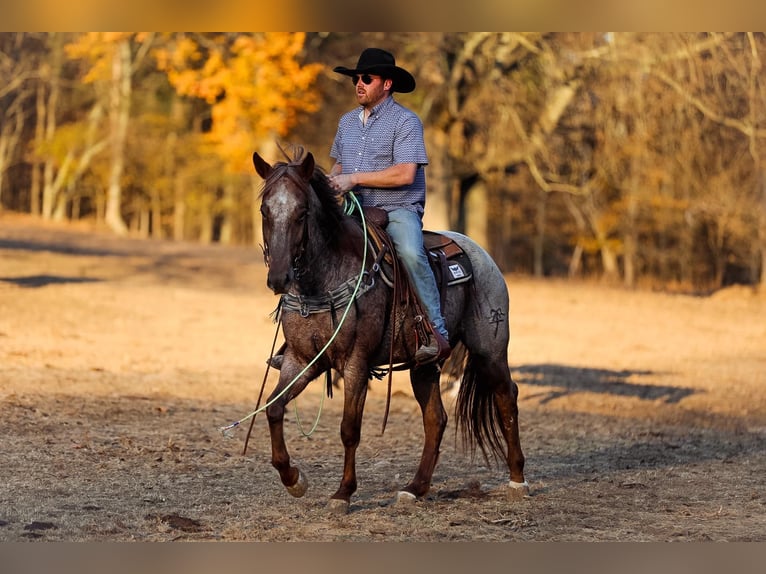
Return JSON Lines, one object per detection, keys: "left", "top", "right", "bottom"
{"left": 393, "top": 113, "right": 428, "bottom": 167}
{"left": 329, "top": 123, "right": 343, "bottom": 162}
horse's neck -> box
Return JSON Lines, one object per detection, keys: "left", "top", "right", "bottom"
{"left": 296, "top": 222, "right": 364, "bottom": 295}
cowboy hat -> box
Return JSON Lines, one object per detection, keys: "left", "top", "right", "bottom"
{"left": 333, "top": 48, "right": 416, "bottom": 93}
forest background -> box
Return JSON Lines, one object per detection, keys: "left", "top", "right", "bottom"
{"left": 1, "top": 32, "right": 765, "bottom": 293}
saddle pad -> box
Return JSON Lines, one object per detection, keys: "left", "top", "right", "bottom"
{"left": 423, "top": 231, "right": 474, "bottom": 287}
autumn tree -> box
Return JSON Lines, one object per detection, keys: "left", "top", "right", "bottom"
{"left": 155, "top": 32, "right": 322, "bottom": 244}
{"left": 64, "top": 32, "right": 154, "bottom": 234}
{"left": 0, "top": 33, "right": 40, "bottom": 212}
{"left": 651, "top": 33, "right": 766, "bottom": 289}
{"left": 0, "top": 32, "right": 762, "bottom": 292}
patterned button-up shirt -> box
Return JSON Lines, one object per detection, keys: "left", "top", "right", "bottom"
{"left": 330, "top": 95, "right": 429, "bottom": 216}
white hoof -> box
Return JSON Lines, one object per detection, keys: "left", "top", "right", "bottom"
{"left": 507, "top": 480, "right": 530, "bottom": 501}
{"left": 286, "top": 470, "right": 308, "bottom": 498}
{"left": 395, "top": 491, "right": 417, "bottom": 505}
{"left": 326, "top": 498, "right": 350, "bottom": 515}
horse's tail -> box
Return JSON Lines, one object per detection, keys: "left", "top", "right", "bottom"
{"left": 451, "top": 345, "right": 508, "bottom": 466}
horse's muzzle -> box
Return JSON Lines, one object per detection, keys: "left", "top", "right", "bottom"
{"left": 267, "top": 268, "right": 292, "bottom": 294}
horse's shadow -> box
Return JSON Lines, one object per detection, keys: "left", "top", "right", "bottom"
{"left": 0, "top": 238, "right": 124, "bottom": 258}
{"left": 0, "top": 275, "right": 104, "bottom": 288}
{"left": 512, "top": 363, "right": 695, "bottom": 404}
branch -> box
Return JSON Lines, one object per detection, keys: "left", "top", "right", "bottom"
{"left": 652, "top": 69, "right": 766, "bottom": 139}
{"left": 484, "top": 80, "right": 586, "bottom": 195}
{"left": 447, "top": 32, "right": 493, "bottom": 118}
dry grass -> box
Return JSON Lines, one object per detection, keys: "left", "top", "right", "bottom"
{"left": 1, "top": 213, "right": 764, "bottom": 541}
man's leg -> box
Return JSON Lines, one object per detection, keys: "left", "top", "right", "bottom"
{"left": 386, "top": 208, "right": 449, "bottom": 361}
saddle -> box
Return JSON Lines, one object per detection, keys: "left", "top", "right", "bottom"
{"left": 362, "top": 207, "right": 474, "bottom": 304}
{"left": 364, "top": 207, "right": 476, "bottom": 434}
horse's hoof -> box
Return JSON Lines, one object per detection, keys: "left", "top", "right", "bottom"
{"left": 326, "top": 498, "right": 349, "bottom": 515}
{"left": 285, "top": 470, "right": 308, "bottom": 498}
{"left": 395, "top": 490, "right": 417, "bottom": 506}
{"left": 507, "top": 480, "right": 530, "bottom": 501}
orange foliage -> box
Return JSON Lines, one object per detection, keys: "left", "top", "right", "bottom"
{"left": 155, "top": 33, "right": 323, "bottom": 173}
{"left": 65, "top": 33, "right": 151, "bottom": 83}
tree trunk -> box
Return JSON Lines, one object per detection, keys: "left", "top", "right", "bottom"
{"left": 757, "top": 166, "right": 766, "bottom": 291}
{"left": 422, "top": 130, "right": 451, "bottom": 232}
{"left": 464, "top": 179, "right": 489, "bottom": 249}
{"left": 41, "top": 33, "right": 63, "bottom": 220}
{"left": 564, "top": 193, "right": 587, "bottom": 278}
{"left": 623, "top": 190, "right": 637, "bottom": 288}
{"left": 218, "top": 181, "right": 235, "bottom": 245}
{"left": 569, "top": 243, "right": 584, "bottom": 278}
{"left": 104, "top": 39, "right": 131, "bottom": 235}
{"left": 599, "top": 237, "right": 620, "bottom": 282}
{"left": 30, "top": 81, "right": 46, "bottom": 215}
{"left": 173, "top": 176, "right": 186, "bottom": 241}
{"left": 199, "top": 208, "right": 213, "bottom": 244}
{"left": 533, "top": 189, "right": 546, "bottom": 277}
{"left": 0, "top": 106, "right": 25, "bottom": 210}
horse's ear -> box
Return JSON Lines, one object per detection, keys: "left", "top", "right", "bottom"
{"left": 300, "top": 152, "right": 315, "bottom": 181}
{"left": 252, "top": 152, "right": 273, "bottom": 180}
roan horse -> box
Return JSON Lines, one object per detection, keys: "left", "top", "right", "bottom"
{"left": 253, "top": 148, "right": 527, "bottom": 513}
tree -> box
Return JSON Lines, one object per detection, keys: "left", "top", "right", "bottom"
{"left": 65, "top": 32, "right": 154, "bottom": 235}
{"left": 0, "top": 33, "right": 38, "bottom": 211}
{"left": 155, "top": 32, "right": 322, "bottom": 244}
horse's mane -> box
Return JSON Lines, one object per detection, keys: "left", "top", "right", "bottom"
{"left": 263, "top": 144, "right": 360, "bottom": 252}
{"left": 263, "top": 145, "right": 344, "bottom": 220}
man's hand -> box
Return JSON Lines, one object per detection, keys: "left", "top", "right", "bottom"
{"left": 328, "top": 173, "right": 357, "bottom": 192}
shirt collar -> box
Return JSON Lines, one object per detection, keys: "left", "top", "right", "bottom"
{"left": 359, "top": 95, "right": 394, "bottom": 121}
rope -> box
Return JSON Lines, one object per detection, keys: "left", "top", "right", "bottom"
{"left": 220, "top": 191, "right": 368, "bottom": 437}
{"left": 293, "top": 384, "right": 326, "bottom": 437}
{"left": 241, "top": 307, "right": 284, "bottom": 454}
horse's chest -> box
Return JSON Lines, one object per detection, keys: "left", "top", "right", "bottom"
{"left": 281, "top": 312, "right": 355, "bottom": 356}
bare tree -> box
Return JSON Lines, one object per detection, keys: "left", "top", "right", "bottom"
{"left": 0, "top": 33, "right": 38, "bottom": 211}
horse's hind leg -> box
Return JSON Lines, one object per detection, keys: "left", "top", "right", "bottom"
{"left": 397, "top": 363, "right": 447, "bottom": 502}
{"left": 489, "top": 361, "right": 528, "bottom": 499}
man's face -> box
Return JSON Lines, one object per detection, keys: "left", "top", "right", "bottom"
{"left": 353, "top": 74, "right": 391, "bottom": 108}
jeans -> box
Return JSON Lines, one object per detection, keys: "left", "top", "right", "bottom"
{"left": 386, "top": 208, "right": 449, "bottom": 340}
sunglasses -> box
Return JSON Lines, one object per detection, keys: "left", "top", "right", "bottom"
{"left": 351, "top": 74, "right": 377, "bottom": 86}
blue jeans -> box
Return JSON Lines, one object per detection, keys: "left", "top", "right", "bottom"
{"left": 386, "top": 208, "right": 448, "bottom": 340}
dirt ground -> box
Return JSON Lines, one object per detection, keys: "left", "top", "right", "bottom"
{"left": 1, "top": 212, "right": 764, "bottom": 542}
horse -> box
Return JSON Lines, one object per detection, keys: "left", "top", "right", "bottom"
{"left": 252, "top": 147, "right": 527, "bottom": 513}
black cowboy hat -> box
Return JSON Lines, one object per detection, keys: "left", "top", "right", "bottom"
{"left": 333, "top": 48, "right": 416, "bottom": 93}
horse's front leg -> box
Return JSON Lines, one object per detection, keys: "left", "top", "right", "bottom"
{"left": 265, "top": 358, "right": 323, "bottom": 498}
{"left": 327, "top": 363, "right": 369, "bottom": 515}
{"left": 397, "top": 363, "right": 447, "bottom": 503}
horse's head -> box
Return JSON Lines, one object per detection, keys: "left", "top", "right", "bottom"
{"left": 253, "top": 150, "right": 316, "bottom": 294}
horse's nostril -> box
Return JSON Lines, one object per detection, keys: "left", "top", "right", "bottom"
{"left": 267, "top": 270, "right": 291, "bottom": 294}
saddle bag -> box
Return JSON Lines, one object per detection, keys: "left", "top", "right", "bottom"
{"left": 423, "top": 231, "right": 473, "bottom": 287}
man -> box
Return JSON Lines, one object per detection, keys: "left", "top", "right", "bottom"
{"left": 328, "top": 47, "right": 449, "bottom": 363}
